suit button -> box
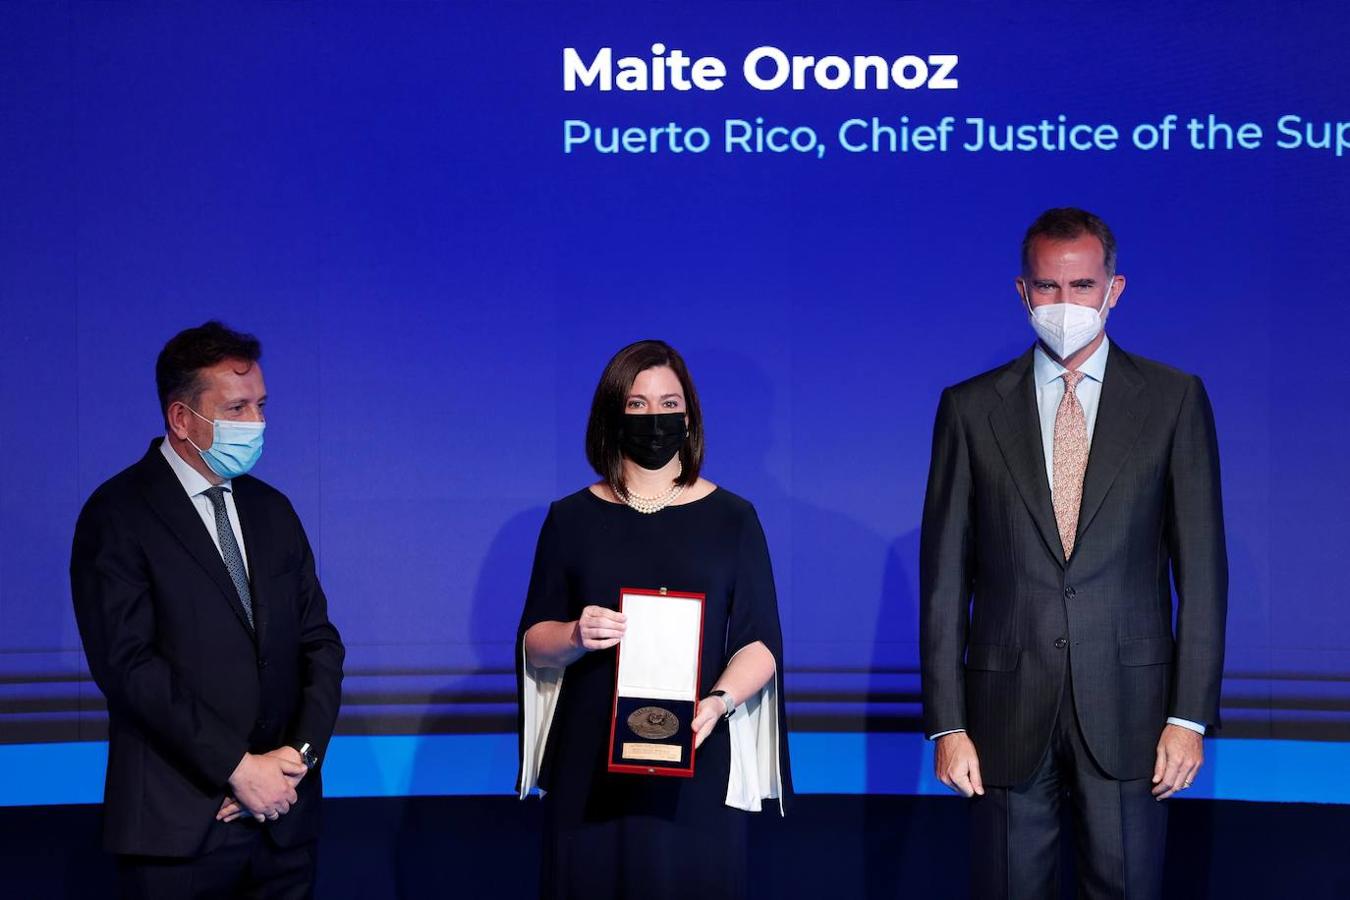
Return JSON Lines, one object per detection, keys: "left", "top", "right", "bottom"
{"left": 1054, "top": 637, "right": 1068, "bottom": 649}
{"left": 1064, "top": 586, "right": 1076, "bottom": 600}
{"left": 257, "top": 657, "right": 268, "bottom": 669}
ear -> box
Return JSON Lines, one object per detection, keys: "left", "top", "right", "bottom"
{"left": 1107, "top": 274, "right": 1126, "bottom": 308}
{"left": 166, "top": 401, "right": 193, "bottom": 440}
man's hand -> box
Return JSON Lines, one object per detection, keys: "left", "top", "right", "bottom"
{"left": 218, "top": 748, "right": 308, "bottom": 822}
{"left": 216, "top": 795, "right": 244, "bottom": 823}
{"left": 265, "top": 746, "right": 309, "bottom": 787}
{"left": 227, "top": 752, "right": 305, "bottom": 822}
{"left": 1152, "top": 724, "right": 1203, "bottom": 800}
{"left": 935, "top": 731, "right": 985, "bottom": 797}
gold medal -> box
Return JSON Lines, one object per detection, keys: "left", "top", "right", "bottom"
{"left": 627, "top": 706, "right": 679, "bottom": 740}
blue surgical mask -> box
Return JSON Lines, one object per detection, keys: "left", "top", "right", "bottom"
{"left": 185, "top": 406, "right": 266, "bottom": 479}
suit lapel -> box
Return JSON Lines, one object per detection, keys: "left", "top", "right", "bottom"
{"left": 137, "top": 440, "right": 257, "bottom": 638}
{"left": 988, "top": 348, "right": 1068, "bottom": 567}
{"left": 1075, "top": 343, "right": 1149, "bottom": 548}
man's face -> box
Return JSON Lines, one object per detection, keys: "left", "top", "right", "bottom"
{"left": 171, "top": 359, "right": 268, "bottom": 451}
{"left": 1018, "top": 233, "right": 1123, "bottom": 314}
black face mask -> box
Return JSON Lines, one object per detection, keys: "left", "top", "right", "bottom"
{"left": 619, "top": 413, "right": 688, "bottom": 470}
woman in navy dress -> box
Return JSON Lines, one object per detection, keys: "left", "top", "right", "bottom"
{"left": 516, "top": 340, "right": 790, "bottom": 900}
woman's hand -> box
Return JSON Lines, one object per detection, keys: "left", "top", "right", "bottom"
{"left": 574, "top": 606, "right": 626, "bottom": 651}
{"left": 692, "top": 694, "right": 729, "bottom": 749}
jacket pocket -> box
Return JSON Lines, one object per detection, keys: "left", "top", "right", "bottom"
{"left": 1118, "top": 635, "right": 1174, "bottom": 666}
{"left": 965, "top": 644, "right": 1021, "bottom": 672}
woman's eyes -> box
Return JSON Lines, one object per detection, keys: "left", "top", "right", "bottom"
{"left": 625, "top": 399, "right": 682, "bottom": 409}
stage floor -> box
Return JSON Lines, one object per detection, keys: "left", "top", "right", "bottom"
{"left": 3, "top": 795, "right": 1347, "bottom": 898}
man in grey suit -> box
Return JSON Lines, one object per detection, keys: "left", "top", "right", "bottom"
{"left": 919, "top": 208, "right": 1227, "bottom": 898}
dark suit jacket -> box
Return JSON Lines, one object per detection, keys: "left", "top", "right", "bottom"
{"left": 70, "top": 439, "right": 345, "bottom": 856}
{"left": 919, "top": 342, "right": 1227, "bottom": 786}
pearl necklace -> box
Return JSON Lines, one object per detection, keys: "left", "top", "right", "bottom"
{"left": 614, "top": 468, "right": 685, "bottom": 514}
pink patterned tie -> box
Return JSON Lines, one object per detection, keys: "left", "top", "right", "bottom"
{"left": 1053, "top": 370, "right": 1089, "bottom": 560}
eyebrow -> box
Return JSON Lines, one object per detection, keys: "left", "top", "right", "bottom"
{"left": 1032, "top": 278, "right": 1097, "bottom": 286}
{"left": 627, "top": 393, "right": 684, "bottom": 401}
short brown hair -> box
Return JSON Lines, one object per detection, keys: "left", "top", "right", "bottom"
{"left": 1021, "top": 207, "right": 1118, "bottom": 276}
{"left": 155, "top": 321, "right": 262, "bottom": 425}
{"left": 585, "top": 340, "right": 703, "bottom": 492}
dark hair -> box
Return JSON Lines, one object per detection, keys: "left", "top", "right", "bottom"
{"left": 155, "top": 321, "right": 262, "bottom": 424}
{"left": 1021, "top": 207, "right": 1118, "bottom": 276}
{"left": 585, "top": 340, "right": 704, "bottom": 492}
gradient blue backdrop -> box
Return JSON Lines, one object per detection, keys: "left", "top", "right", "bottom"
{"left": 2, "top": 1, "right": 1347, "bottom": 804}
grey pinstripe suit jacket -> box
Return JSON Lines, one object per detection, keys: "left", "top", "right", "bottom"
{"left": 919, "top": 342, "right": 1227, "bottom": 785}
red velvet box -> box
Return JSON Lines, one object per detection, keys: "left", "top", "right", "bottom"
{"left": 608, "top": 587, "right": 706, "bottom": 777}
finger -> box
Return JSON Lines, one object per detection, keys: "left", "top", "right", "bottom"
{"left": 1164, "top": 757, "right": 1185, "bottom": 792}
{"left": 934, "top": 748, "right": 954, "bottom": 784}
{"left": 253, "top": 812, "right": 267, "bottom": 822}
{"left": 585, "top": 627, "right": 625, "bottom": 640}
{"left": 278, "top": 759, "right": 307, "bottom": 776}
{"left": 1153, "top": 758, "right": 1183, "bottom": 798}
{"left": 951, "top": 767, "right": 974, "bottom": 798}
{"left": 584, "top": 637, "right": 621, "bottom": 650}
{"left": 1152, "top": 745, "right": 1167, "bottom": 785}
{"left": 223, "top": 811, "right": 243, "bottom": 823}
{"left": 968, "top": 757, "right": 985, "bottom": 797}
{"left": 583, "top": 607, "right": 622, "bottom": 625}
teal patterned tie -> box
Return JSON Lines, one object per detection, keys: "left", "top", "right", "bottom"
{"left": 203, "top": 486, "right": 254, "bottom": 628}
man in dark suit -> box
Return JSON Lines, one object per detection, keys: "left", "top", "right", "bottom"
{"left": 71, "top": 321, "right": 345, "bottom": 898}
{"left": 920, "top": 209, "right": 1227, "bottom": 898}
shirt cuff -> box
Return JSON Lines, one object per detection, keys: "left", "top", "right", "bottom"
{"left": 1167, "top": 716, "right": 1206, "bottom": 735}
{"left": 927, "top": 728, "right": 966, "bottom": 741}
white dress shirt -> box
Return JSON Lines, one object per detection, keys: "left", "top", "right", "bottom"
{"left": 930, "top": 336, "right": 1204, "bottom": 739}
{"left": 159, "top": 436, "right": 250, "bottom": 577}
